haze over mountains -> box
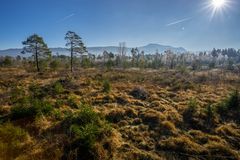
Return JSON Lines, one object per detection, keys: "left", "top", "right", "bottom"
{"left": 0, "top": 43, "right": 187, "bottom": 57}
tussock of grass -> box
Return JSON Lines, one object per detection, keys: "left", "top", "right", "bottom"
{"left": 129, "top": 87, "right": 149, "bottom": 100}
{"left": 106, "top": 109, "right": 125, "bottom": 123}
{"left": 140, "top": 110, "right": 166, "bottom": 128}
{"left": 205, "top": 142, "right": 239, "bottom": 159}
{"left": 0, "top": 123, "right": 31, "bottom": 159}
{"left": 157, "top": 135, "right": 207, "bottom": 154}
{"left": 215, "top": 123, "right": 240, "bottom": 138}
{"left": 159, "top": 120, "right": 177, "bottom": 135}
{"left": 125, "top": 108, "right": 138, "bottom": 118}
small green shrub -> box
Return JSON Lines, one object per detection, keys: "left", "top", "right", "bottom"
{"left": 52, "top": 109, "right": 63, "bottom": 120}
{"left": 10, "top": 97, "right": 33, "bottom": 119}
{"left": 178, "top": 66, "right": 188, "bottom": 74}
{"left": 81, "top": 58, "right": 93, "bottom": 68}
{"left": 188, "top": 98, "right": 198, "bottom": 112}
{"left": 206, "top": 104, "right": 215, "bottom": 120}
{"left": 11, "top": 97, "right": 53, "bottom": 120}
{"left": 49, "top": 59, "right": 60, "bottom": 70}
{"left": 39, "top": 59, "right": 49, "bottom": 71}
{"left": 63, "top": 105, "right": 111, "bottom": 158}
{"left": 70, "top": 123, "right": 100, "bottom": 147}
{"left": 105, "top": 60, "right": 114, "bottom": 70}
{"left": 217, "top": 103, "right": 228, "bottom": 117}
{"left": 55, "top": 99, "right": 65, "bottom": 108}
{"left": 217, "top": 90, "right": 240, "bottom": 113}
{"left": 67, "top": 95, "right": 80, "bottom": 109}
{"left": 72, "top": 105, "right": 100, "bottom": 125}
{"left": 217, "top": 90, "right": 240, "bottom": 122}
{"left": 33, "top": 99, "right": 53, "bottom": 115}
{"left": 53, "top": 81, "right": 64, "bottom": 94}
{"left": 29, "top": 84, "right": 45, "bottom": 99}
{"left": 183, "top": 98, "right": 198, "bottom": 127}
{"left": 204, "top": 104, "right": 216, "bottom": 129}
{"left": 1, "top": 56, "right": 13, "bottom": 67}
{"left": 102, "top": 80, "right": 111, "bottom": 93}
{"left": 225, "top": 90, "right": 240, "bottom": 110}
{"left": 10, "top": 86, "right": 26, "bottom": 104}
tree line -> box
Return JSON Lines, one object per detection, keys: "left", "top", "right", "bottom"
{"left": 1, "top": 31, "right": 240, "bottom": 73}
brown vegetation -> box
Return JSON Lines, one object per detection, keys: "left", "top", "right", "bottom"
{"left": 0, "top": 67, "right": 240, "bottom": 159}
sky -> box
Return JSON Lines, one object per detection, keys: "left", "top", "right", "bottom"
{"left": 0, "top": 0, "right": 240, "bottom": 51}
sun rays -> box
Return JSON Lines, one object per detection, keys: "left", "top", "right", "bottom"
{"left": 202, "top": 0, "right": 232, "bottom": 21}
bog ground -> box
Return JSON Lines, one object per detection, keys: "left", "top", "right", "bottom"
{"left": 0, "top": 68, "right": 240, "bottom": 160}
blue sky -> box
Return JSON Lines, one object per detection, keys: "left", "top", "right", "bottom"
{"left": 0, "top": 0, "right": 239, "bottom": 51}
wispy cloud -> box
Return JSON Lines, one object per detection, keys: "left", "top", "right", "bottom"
{"left": 57, "top": 13, "right": 75, "bottom": 23}
{"left": 166, "top": 17, "right": 191, "bottom": 26}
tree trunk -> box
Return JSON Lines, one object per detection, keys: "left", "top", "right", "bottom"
{"left": 35, "top": 46, "right": 40, "bottom": 72}
{"left": 70, "top": 44, "right": 73, "bottom": 72}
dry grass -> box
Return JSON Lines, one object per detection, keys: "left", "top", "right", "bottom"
{"left": 0, "top": 67, "right": 240, "bottom": 159}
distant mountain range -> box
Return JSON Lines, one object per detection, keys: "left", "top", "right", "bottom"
{"left": 0, "top": 43, "right": 187, "bottom": 57}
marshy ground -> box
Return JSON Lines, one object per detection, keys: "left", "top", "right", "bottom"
{"left": 0, "top": 67, "right": 240, "bottom": 160}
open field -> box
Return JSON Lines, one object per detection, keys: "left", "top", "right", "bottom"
{"left": 0, "top": 67, "right": 240, "bottom": 160}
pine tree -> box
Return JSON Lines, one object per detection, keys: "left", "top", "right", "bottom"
{"left": 131, "top": 48, "right": 137, "bottom": 67}
{"left": 22, "top": 34, "right": 51, "bottom": 72}
{"left": 65, "top": 31, "right": 87, "bottom": 72}
{"left": 211, "top": 48, "right": 218, "bottom": 58}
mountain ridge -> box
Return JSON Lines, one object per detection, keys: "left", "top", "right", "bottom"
{"left": 0, "top": 43, "right": 187, "bottom": 57}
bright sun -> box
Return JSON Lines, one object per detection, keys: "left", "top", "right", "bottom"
{"left": 212, "top": 0, "right": 226, "bottom": 8}
{"left": 204, "top": 0, "right": 231, "bottom": 20}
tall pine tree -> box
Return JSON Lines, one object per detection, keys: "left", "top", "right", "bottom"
{"left": 65, "top": 31, "right": 87, "bottom": 72}
{"left": 22, "top": 34, "right": 51, "bottom": 72}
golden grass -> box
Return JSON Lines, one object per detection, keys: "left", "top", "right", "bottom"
{"left": 0, "top": 68, "right": 240, "bottom": 159}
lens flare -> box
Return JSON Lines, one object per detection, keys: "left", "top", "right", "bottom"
{"left": 212, "top": 0, "right": 226, "bottom": 8}
{"left": 202, "top": 0, "right": 232, "bottom": 20}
